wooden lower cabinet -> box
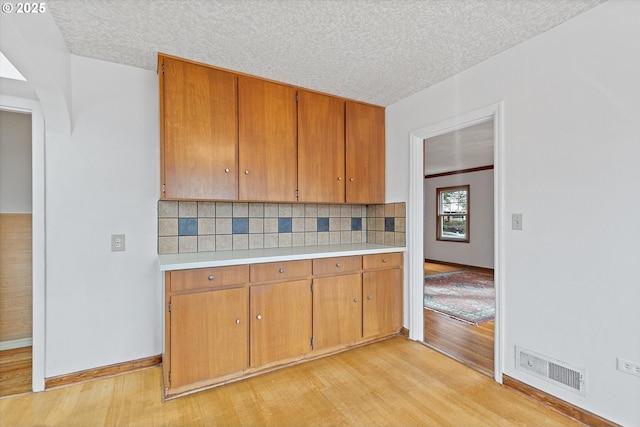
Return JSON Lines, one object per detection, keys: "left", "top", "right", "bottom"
{"left": 250, "top": 279, "right": 312, "bottom": 367}
{"left": 363, "top": 268, "right": 403, "bottom": 338}
{"left": 164, "top": 252, "right": 403, "bottom": 399}
{"left": 169, "top": 287, "right": 248, "bottom": 388}
{"left": 312, "top": 273, "right": 362, "bottom": 350}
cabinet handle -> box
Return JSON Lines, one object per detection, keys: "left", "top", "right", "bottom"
{"left": 336, "top": 263, "right": 341, "bottom": 268}
{"left": 367, "top": 295, "right": 373, "bottom": 300}
{"left": 256, "top": 314, "right": 262, "bottom": 320}
{"left": 382, "top": 258, "right": 387, "bottom": 263}
{"left": 245, "top": 170, "right": 250, "bottom": 175}
{"left": 208, "top": 275, "right": 215, "bottom": 281}
{"left": 279, "top": 268, "right": 285, "bottom": 273}
{"left": 337, "top": 177, "right": 342, "bottom": 181}
{"left": 354, "top": 298, "right": 359, "bottom": 302}
{"left": 225, "top": 168, "right": 230, "bottom": 173}
{"left": 349, "top": 178, "right": 355, "bottom": 182}
{"left": 235, "top": 319, "right": 241, "bottom": 325}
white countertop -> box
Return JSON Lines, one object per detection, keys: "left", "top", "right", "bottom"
{"left": 158, "top": 243, "right": 405, "bottom": 271}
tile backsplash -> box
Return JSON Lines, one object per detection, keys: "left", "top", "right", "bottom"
{"left": 158, "top": 201, "right": 405, "bottom": 254}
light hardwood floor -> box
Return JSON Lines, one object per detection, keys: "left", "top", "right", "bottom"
{"left": 423, "top": 262, "right": 495, "bottom": 375}
{"left": 0, "top": 337, "right": 580, "bottom": 427}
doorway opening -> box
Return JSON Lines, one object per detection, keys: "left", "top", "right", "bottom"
{"left": 407, "top": 102, "right": 503, "bottom": 383}
{"left": 422, "top": 120, "right": 495, "bottom": 375}
{"left": 0, "top": 95, "right": 46, "bottom": 393}
{"left": 0, "top": 109, "right": 33, "bottom": 396}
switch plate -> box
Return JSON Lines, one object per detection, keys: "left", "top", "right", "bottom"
{"left": 512, "top": 214, "right": 523, "bottom": 230}
{"left": 111, "top": 234, "right": 125, "bottom": 252}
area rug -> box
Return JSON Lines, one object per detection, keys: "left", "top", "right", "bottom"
{"left": 424, "top": 270, "right": 495, "bottom": 325}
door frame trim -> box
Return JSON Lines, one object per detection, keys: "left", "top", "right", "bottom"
{"left": 407, "top": 101, "right": 505, "bottom": 383}
{"left": 0, "top": 94, "right": 46, "bottom": 392}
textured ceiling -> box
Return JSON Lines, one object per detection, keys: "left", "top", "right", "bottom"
{"left": 47, "top": 0, "right": 606, "bottom": 107}
{"left": 424, "top": 120, "right": 494, "bottom": 175}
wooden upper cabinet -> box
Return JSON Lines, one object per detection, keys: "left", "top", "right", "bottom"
{"left": 345, "top": 101, "right": 385, "bottom": 204}
{"left": 238, "top": 76, "right": 297, "bottom": 202}
{"left": 297, "top": 90, "right": 345, "bottom": 203}
{"left": 159, "top": 54, "right": 385, "bottom": 204}
{"left": 160, "top": 55, "right": 238, "bottom": 200}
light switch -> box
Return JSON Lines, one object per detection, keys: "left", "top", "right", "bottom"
{"left": 512, "top": 214, "right": 523, "bottom": 231}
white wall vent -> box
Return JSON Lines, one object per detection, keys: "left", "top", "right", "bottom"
{"left": 515, "top": 347, "right": 586, "bottom": 396}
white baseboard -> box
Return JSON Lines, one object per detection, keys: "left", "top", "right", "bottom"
{"left": 0, "top": 337, "right": 33, "bottom": 351}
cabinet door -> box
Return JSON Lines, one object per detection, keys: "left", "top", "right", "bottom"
{"left": 345, "top": 101, "right": 385, "bottom": 204}
{"left": 250, "top": 279, "right": 312, "bottom": 367}
{"left": 169, "top": 287, "right": 248, "bottom": 388}
{"left": 362, "top": 269, "right": 402, "bottom": 338}
{"left": 297, "top": 90, "right": 345, "bottom": 203}
{"left": 161, "top": 56, "right": 238, "bottom": 200}
{"left": 312, "top": 273, "right": 362, "bottom": 350}
{"left": 238, "top": 76, "right": 297, "bottom": 202}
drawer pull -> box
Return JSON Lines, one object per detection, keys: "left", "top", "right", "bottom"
{"left": 367, "top": 295, "right": 373, "bottom": 300}
{"left": 349, "top": 177, "right": 355, "bottom": 182}
{"left": 336, "top": 263, "right": 341, "bottom": 268}
{"left": 245, "top": 170, "right": 250, "bottom": 175}
{"left": 208, "top": 275, "right": 215, "bottom": 281}
{"left": 382, "top": 258, "right": 387, "bottom": 263}
{"left": 279, "top": 268, "right": 285, "bottom": 273}
{"left": 354, "top": 298, "right": 359, "bottom": 302}
{"left": 256, "top": 314, "right": 262, "bottom": 320}
{"left": 225, "top": 168, "right": 230, "bottom": 173}
{"left": 235, "top": 319, "right": 241, "bottom": 325}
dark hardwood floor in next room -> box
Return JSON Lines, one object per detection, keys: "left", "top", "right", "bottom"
{"left": 0, "top": 346, "right": 32, "bottom": 397}
{"left": 424, "top": 262, "right": 495, "bottom": 376}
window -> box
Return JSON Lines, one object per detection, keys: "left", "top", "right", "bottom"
{"left": 436, "top": 185, "right": 469, "bottom": 242}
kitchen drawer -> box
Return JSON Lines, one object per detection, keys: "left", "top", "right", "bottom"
{"left": 250, "top": 260, "right": 311, "bottom": 283}
{"left": 170, "top": 265, "right": 249, "bottom": 292}
{"left": 313, "top": 256, "right": 361, "bottom": 276}
{"left": 363, "top": 252, "right": 403, "bottom": 270}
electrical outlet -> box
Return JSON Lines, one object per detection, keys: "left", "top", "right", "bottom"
{"left": 512, "top": 213, "right": 523, "bottom": 230}
{"left": 617, "top": 357, "right": 640, "bottom": 377}
{"left": 111, "top": 234, "right": 125, "bottom": 252}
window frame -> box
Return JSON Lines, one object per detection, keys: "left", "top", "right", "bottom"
{"left": 436, "top": 185, "right": 470, "bottom": 243}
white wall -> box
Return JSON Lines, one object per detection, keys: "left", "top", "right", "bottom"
{"left": 424, "top": 169, "right": 493, "bottom": 268}
{"left": 0, "top": 110, "right": 32, "bottom": 213}
{"left": 44, "top": 55, "right": 161, "bottom": 376}
{"left": 387, "top": 2, "right": 640, "bottom": 425}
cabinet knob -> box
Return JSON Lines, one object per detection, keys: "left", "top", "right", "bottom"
{"left": 336, "top": 263, "right": 341, "bottom": 268}
{"left": 349, "top": 178, "right": 355, "bottom": 182}
{"left": 382, "top": 258, "right": 387, "bottom": 263}
{"left": 279, "top": 268, "right": 285, "bottom": 273}
{"left": 225, "top": 168, "right": 230, "bottom": 173}
{"left": 208, "top": 275, "right": 215, "bottom": 281}
{"left": 354, "top": 298, "right": 359, "bottom": 302}
{"left": 245, "top": 170, "right": 250, "bottom": 175}
{"left": 235, "top": 319, "right": 241, "bottom": 325}
{"left": 337, "top": 177, "right": 342, "bottom": 181}
{"left": 367, "top": 295, "right": 373, "bottom": 300}
{"left": 256, "top": 314, "right": 262, "bottom": 320}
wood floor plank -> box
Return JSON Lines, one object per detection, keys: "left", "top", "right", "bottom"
{"left": 0, "top": 346, "right": 32, "bottom": 397}
{"left": 0, "top": 338, "right": 582, "bottom": 427}
{"left": 423, "top": 263, "right": 495, "bottom": 375}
